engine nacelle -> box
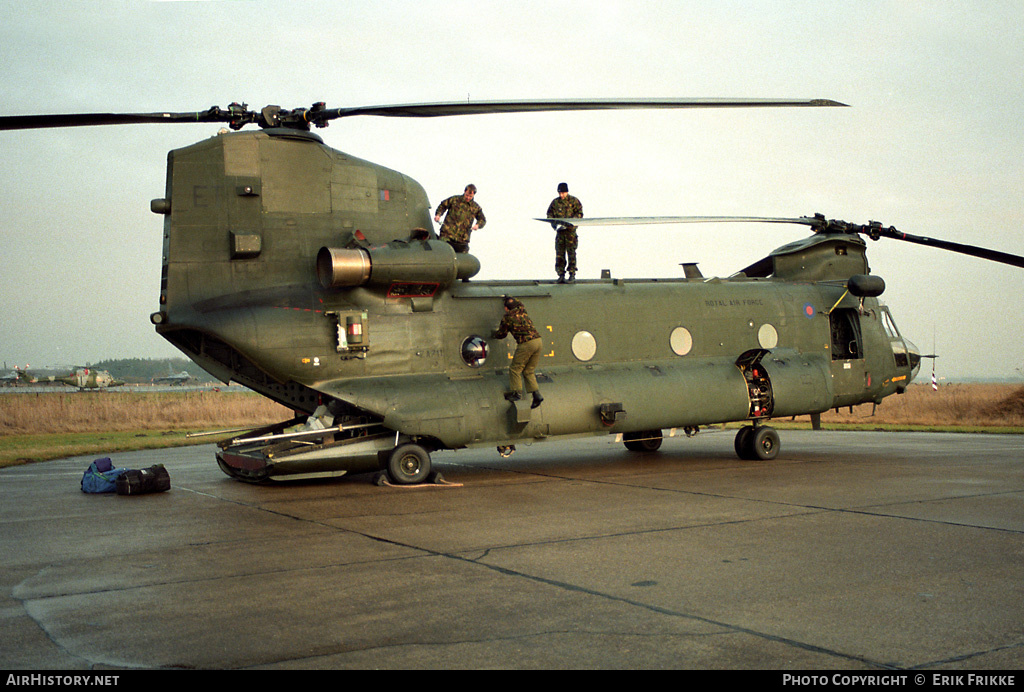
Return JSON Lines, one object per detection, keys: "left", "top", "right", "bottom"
{"left": 316, "top": 240, "right": 480, "bottom": 289}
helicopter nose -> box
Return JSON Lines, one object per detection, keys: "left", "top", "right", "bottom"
{"left": 906, "top": 339, "right": 922, "bottom": 381}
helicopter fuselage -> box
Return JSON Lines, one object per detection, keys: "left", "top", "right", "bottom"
{"left": 151, "top": 128, "right": 919, "bottom": 481}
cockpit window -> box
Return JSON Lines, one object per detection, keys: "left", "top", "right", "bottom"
{"left": 881, "top": 308, "right": 901, "bottom": 339}
{"left": 881, "top": 307, "right": 910, "bottom": 367}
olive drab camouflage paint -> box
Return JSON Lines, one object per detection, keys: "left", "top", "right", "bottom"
{"left": 146, "top": 127, "right": 929, "bottom": 482}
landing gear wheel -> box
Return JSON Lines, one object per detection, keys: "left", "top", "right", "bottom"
{"left": 623, "top": 430, "right": 663, "bottom": 452}
{"left": 386, "top": 444, "right": 432, "bottom": 485}
{"left": 750, "top": 426, "right": 780, "bottom": 461}
{"left": 735, "top": 425, "right": 780, "bottom": 461}
{"left": 734, "top": 426, "right": 755, "bottom": 460}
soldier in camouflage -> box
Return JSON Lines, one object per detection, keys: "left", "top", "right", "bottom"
{"left": 493, "top": 297, "right": 544, "bottom": 408}
{"left": 434, "top": 184, "right": 486, "bottom": 253}
{"left": 546, "top": 182, "right": 583, "bottom": 283}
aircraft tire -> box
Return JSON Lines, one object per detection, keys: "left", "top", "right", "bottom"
{"left": 386, "top": 444, "right": 432, "bottom": 485}
{"left": 734, "top": 426, "right": 756, "bottom": 460}
{"left": 750, "top": 426, "right": 780, "bottom": 461}
{"left": 623, "top": 430, "right": 663, "bottom": 452}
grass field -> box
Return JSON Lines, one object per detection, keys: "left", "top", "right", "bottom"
{"left": 1, "top": 383, "right": 1022, "bottom": 468}
{"left": 817, "top": 382, "right": 1024, "bottom": 430}
{"left": 0, "top": 391, "right": 290, "bottom": 467}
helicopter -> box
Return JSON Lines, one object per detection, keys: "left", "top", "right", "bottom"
{"left": 3, "top": 99, "right": 1022, "bottom": 484}
{"left": 56, "top": 367, "right": 125, "bottom": 391}
{"left": 24, "top": 366, "right": 125, "bottom": 391}
{"left": 8, "top": 365, "right": 49, "bottom": 386}
{"left": 5, "top": 365, "right": 124, "bottom": 390}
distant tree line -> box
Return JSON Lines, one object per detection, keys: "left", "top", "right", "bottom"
{"left": 86, "top": 357, "right": 215, "bottom": 384}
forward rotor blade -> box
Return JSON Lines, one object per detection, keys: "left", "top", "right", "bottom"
{"left": 873, "top": 227, "right": 1024, "bottom": 269}
{"left": 535, "top": 215, "right": 812, "bottom": 227}
{"left": 326, "top": 98, "right": 847, "bottom": 119}
{"left": 535, "top": 214, "right": 1024, "bottom": 270}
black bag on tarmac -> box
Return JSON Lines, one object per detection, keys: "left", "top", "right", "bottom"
{"left": 115, "top": 464, "right": 171, "bottom": 495}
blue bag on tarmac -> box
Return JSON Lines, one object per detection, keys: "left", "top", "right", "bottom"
{"left": 81, "top": 457, "right": 128, "bottom": 494}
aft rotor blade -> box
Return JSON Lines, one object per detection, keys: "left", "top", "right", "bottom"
{"left": 1, "top": 98, "right": 847, "bottom": 133}
{"left": 326, "top": 98, "right": 847, "bottom": 119}
{"left": 0, "top": 110, "right": 234, "bottom": 131}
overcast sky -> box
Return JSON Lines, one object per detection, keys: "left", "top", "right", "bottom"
{"left": 1, "top": 1, "right": 1022, "bottom": 381}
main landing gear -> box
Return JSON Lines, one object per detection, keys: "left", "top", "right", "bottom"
{"left": 385, "top": 443, "right": 433, "bottom": 485}
{"left": 622, "top": 429, "right": 664, "bottom": 452}
{"left": 733, "top": 424, "right": 780, "bottom": 461}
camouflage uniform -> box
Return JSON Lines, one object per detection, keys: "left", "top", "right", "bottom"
{"left": 546, "top": 194, "right": 583, "bottom": 279}
{"left": 435, "top": 194, "right": 486, "bottom": 252}
{"left": 493, "top": 299, "right": 543, "bottom": 395}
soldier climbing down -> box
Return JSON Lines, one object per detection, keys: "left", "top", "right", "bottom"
{"left": 493, "top": 297, "right": 544, "bottom": 409}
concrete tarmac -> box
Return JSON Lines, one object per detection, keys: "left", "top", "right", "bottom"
{"left": 2, "top": 429, "right": 1022, "bottom": 670}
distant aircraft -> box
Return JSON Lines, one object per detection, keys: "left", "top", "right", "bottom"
{"left": 56, "top": 367, "right": 125, "bottom": 390}
{"left": 153, "top": 370, "right": 193, "bottom": 385}
{"left": 11, "top": 365, "right": 40, "bottom": 384}
{"left": 0, "top": 368, "right": 22, "bottom": 384}
{"left": 18, "top": 366, "right": 125, "bottom": 390}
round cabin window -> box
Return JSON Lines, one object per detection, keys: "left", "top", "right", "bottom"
{"left": 758, "top": 324, "right": 778, "bottom": 349}
{"left": 460, "top": 335, "right": 488, "bottom": 368}
{"left": 670, "top": 327, "right": 693, "bottom": 356}
{"left": 571, "top": 331, "right": 597, "bottom": 361}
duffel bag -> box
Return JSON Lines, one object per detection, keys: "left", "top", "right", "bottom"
{"left": 81, "top": 457, "right": 128, "bottom": 494}
{"left": 115, "top": 464, "right": 171, "bottom": 495}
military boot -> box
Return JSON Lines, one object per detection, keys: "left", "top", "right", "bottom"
{"left": 557, "top": 273, "right": 566, "bottom": 284}
{"left": 566, "top": 273, "right": 575, "bottom": 284}
{"left": 531, "top": 391, "right": 544, "bottom": 408}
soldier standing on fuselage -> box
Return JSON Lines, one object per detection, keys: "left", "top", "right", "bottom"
{"left": 493, "top": 297, "right": 544, "bottom": 409}
{"left": 546, "top": 182, "right": 583, "bottom": 283}
{"left": 434, "top": 184, "right": 486, "bottom": 253}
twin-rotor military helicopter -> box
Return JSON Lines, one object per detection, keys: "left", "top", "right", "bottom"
{"left": 4, "top": 98, "right": 1022, "bottom": 484}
